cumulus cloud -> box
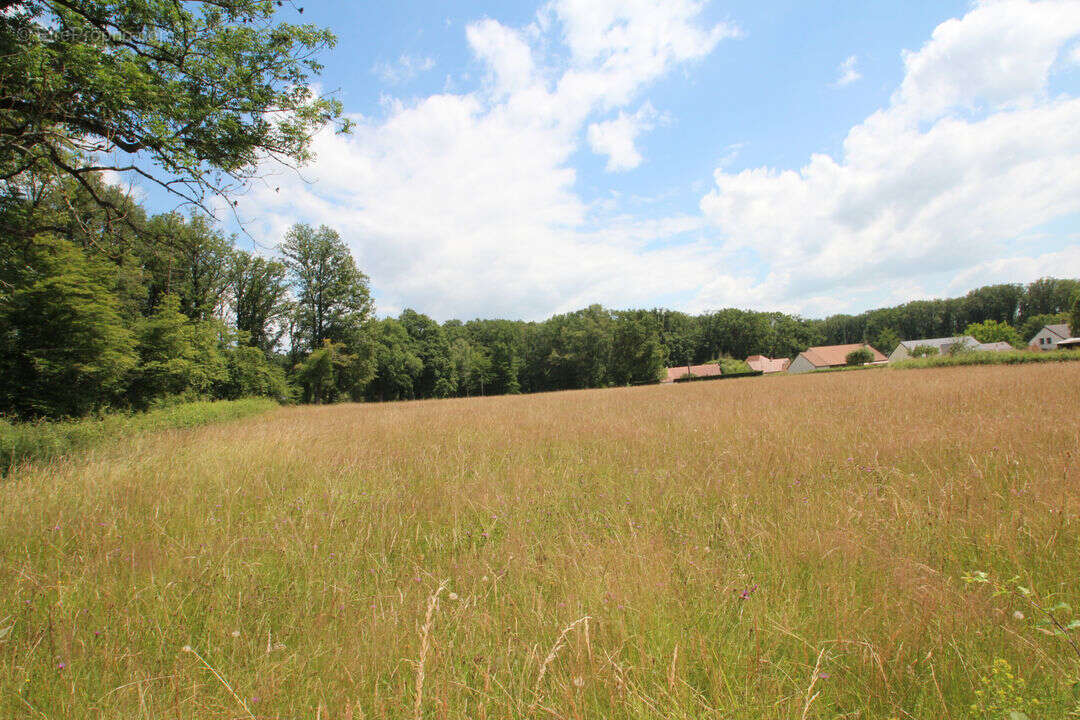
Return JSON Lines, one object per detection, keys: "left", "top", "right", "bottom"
{"left": 237, "top": 0, "right": 735, "bottom": 320}
{"left": 372, "top": 54, "right": 436, "bottom": 85}
{"left": 699, "top": 0, "right": 1080, "bottom": 313}
{"left": 587, "top": 103, "right": 659, "bottom": 171}
{"left": 833, "top": 55, "right": 861, "bottom": 87}
{"left": 238, "top": 0, "right": 1080, "bottom": 322}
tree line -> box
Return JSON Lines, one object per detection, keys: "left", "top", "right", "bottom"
{"left": 3, "top": 171, "right": 1078, "bottom": 419}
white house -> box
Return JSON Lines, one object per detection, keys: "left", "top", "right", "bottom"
{"left": 888, "top": 336, "right": 1015, "bottom": 362}
{"left": 1028, "top": 323, "right": 1072, "bottom": 351}
{"left": 888, "top": 336, "right": 982, "bottom": 362}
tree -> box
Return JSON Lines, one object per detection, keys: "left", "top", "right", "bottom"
{"left": 963, "top": 320, "right": 1021, "bottom": 347}
{"left": 845, "top": 347, "right": 873, "bottom": 366}
{"left": 1071, "top": 293, "right": 1080, "bottom": 338}
{"left": 229, "top": 251, "right": 291, "bottom": 353}
{"left": 280, "top": 224, "right": 373, "bottom": 353}
{"left": 873, "top": 327, "right": 902, "bottom": 356}
{"left": 366, "top": 318, "right": 423, "bottom": 402}
{"left": 129, "top": 295, "right": 227, "bottom": 405}
{"left": 400, "top": 309, "right": 457, "bottom": 398}
{"left": 145, "top": 213, "right": 232, "bottom": 321}
{"left": 0, "top": 235, "right": 136, "bottom": 417}
{"left": 609, "top": 312, "right": 665, "bottom": 385}
{"left": 0, "top": 0, "right": 345, "bottom": 218}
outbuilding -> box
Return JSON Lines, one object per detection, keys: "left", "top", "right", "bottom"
{"left": 787, "top": 344, "right": 886, "bottom": 374}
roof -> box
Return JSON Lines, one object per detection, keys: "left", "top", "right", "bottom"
{"left": 1056, "top": 337, "right": 1080, "bottom": 348}
{"left": 977, "top": 341, "right": 1014, "bottom": 352}
{"left": 1042, "top": 324, "right": 1072, "bottom": 340}
{"left": 898, "top": 336, "right": 980, "bottom": 351}
{"left": 664, "top": 363, "right": 723, "bottom": 382}
{"left": 746, "top": 355, "right": 790, "bottom": 373}
{"left": 799, "top": 343, "right": 887, "bottom": 368}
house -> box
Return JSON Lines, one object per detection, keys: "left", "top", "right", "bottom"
{"left": 1029, "top": 323, "right": 1072, "bottom": 351}
{"left": 662, "top": 363, "right": 723, "bottom": 383}
{"left": 787, "top": 343, "right": 886, "bottom": 374}
{"left": 746, "top": 355, "right": 791, "bottom": 373}
{"left": 977, "top": 341, "right": 1015, "bottom": 352}
{"left": 1058, "top": 337, "right": 1080, "bottom": 350}
{"left": 888, "top": 335, "right": 983, "bottom": 362}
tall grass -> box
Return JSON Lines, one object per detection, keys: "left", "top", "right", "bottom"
{"left": 0, "top": 398, "right": 278, "bottom": 471}
{"left": 0, "top": 366, "right": 1077, "bottom": 718}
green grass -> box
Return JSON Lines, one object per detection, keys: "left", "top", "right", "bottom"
{"left": 0, "top": 398, "right": 278, "bottom": 472}
{"left": 890, "top": 348, "right": 1080, "bottom": 370}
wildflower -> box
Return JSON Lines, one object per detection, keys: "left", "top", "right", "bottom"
{"left": 231, "top": 629, "right": 241, "bottom": 638}
{"left": 816, "top": 672, "right": 830, "bottom": 680}
{"left": 182, "top": 645, "right": 193, "bottom": 653}
{"left": 57, "top": 662, "right": 66, "bottom": 670}
{"left": 448, "top": 592, "right": 459, "bottom": 601}
{"left": 482, "top": 575, "right": 489, "bottom": 582}
{"left": 1012, "top": 610, "right": 1025, "bottom": 621}
{"left": 572, "top": 676, "right": 585, "bottom": 688}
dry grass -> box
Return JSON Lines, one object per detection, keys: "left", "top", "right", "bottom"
{"left": 1, "top": 364, "right": 1078, "bottom": 718}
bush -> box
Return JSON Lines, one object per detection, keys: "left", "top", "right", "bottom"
{"left": 0, "top": 398, "right": 277, "bottom": 472}
{"left": 910, "top": 345, "right": 939, "bottom": 358}
{"left": 719, "top": 358, "right": 752, "bottom": 375}
{"left": 846, "top": 347, "right": 874, "bottom": 365}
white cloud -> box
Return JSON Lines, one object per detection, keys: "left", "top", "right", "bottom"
{"left": 698, "top": 0, "right": 1080, "bottom": 312}
{"left": 237, "top": 1, "right": 735, "bottom": 320}
{"left": 833, "top": 55, "right": 861, "bottom": 87}
{"left": 237, "top": 0, "right": 1080, "bottom": 322}
{"left": 587, "top": 103, "right": 658, "bottom": 171}
{"left": 372, "top": 54, "right": 436, "bottom": 85}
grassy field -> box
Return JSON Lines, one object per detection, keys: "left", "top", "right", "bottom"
{"left": 1, "top": 365, "right": 1078, "bottom": 719}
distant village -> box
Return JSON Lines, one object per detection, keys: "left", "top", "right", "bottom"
{"left": 663, "top": 322, "right": 1080, "bottom": 382}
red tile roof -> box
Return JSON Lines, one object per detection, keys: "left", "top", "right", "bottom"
{"left": 800, "top": 343, "right": 886, "bottom": 368}
{"left": 746, "top": 355, "right": 790, "bottom": 373}
{"left": 663, "top": 363, "right": 723, "bottom": 382}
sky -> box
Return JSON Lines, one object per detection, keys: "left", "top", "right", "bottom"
{"left": 208, "top": 0, "right": 1080, "bottom": 321}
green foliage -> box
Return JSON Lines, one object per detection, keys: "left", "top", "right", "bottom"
{"left": 229, "top": 251, "right": 291, "bottom": 353}
{"left": 281, "top": 223, "right": 373, "bottom": 354}
{"left": 0, "top": 0, "right": 344, "bottom": 213}
{"left": 964, "top": 319, "right": 1022, "bottom": 347}
{"left": 873, "top": 327, "right": 902, "bottom": 355}
{"left": 971, "top": 659, "right": 1037, "bottom": 719}
{"left": 128, "top": 295, "right": 227, "bottom": 405}
{"left": 846, "top": 347, "right": 874, "bottom": 365}
{"left": 910, "top": 345, "right": 939, "bottom": 358}
{"left": 1071, "top": 292, "right": 1080, "bottom": 338}
{"left": 718, "top": 357, "right": 752, "bottom": 375}
{"left": 221, "top": 344, "right": 287, "bottom": 401}
{"left": 0, "top": 236, "right": 136, "bottom": 418}
{"left": 0, "top": 398, "right": 275, "bottom": 471}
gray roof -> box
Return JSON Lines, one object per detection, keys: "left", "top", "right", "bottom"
{"left": 976, "top": 341, "right": 1014, "bottom": 352}
{"left": 1043, "top": 324, "right": 1071, "bottom": 339}
{"left": 898, "top": 336, "right": 980, "bottom": 351}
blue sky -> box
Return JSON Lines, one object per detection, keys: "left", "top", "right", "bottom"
{"left": 202, "top": 0, "right": 1080, "bottom": 321}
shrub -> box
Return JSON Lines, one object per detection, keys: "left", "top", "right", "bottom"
{"left": 846, "top": 347, "right": 874, "bottom": 365}
{"left": 0, "top": 398, "right": 277, "bottom": 472}
{"left": 910, "top": 345, "right": 938, "bottom": 358}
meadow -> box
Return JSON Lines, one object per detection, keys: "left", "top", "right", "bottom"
{"left": 1, "top": 364, "right": 1078, "bottom": 719}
